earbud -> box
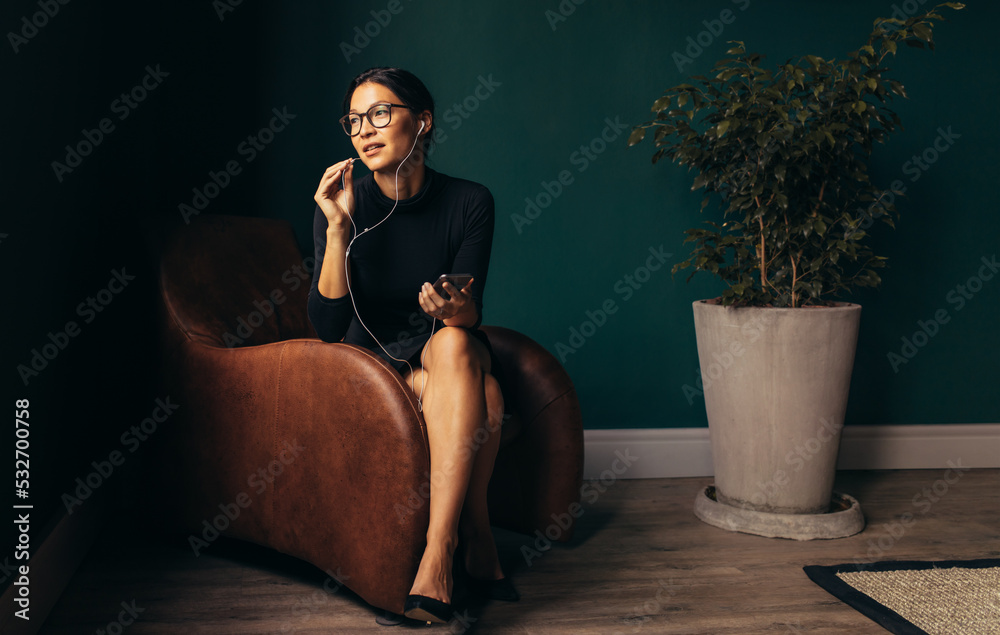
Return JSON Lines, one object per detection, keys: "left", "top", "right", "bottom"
{"left": 418, "top": 121, "right": 425, "bottom": 133}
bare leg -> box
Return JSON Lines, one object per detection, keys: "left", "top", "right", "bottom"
{"left": 458, "top": 373, "right": 505, "bottom": 581}
{"left": 401, "top": 327, "right": 502, "bottom": 603}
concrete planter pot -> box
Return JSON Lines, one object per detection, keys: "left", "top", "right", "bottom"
{"left": 691, "top": 300, "right": 865, "bottom": 538}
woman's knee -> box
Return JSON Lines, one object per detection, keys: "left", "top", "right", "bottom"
{"left": 426, "top": 327, "right": 487, "bottom": 371}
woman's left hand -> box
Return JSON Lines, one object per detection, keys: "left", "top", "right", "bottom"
{"left": 418, "top": 278, "right": 474, "bottom": 321}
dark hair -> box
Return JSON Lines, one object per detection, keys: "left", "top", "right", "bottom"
{"left": 342, "top": 67, "right": 435, "bottom": 153}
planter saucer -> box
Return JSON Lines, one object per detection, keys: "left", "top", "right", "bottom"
{"left": 694, "top": 485, "right": 865, "bottom": 540}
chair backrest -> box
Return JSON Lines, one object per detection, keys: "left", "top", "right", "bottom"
{"left": 160, "top": 215, "right": 317, "bottom": 348}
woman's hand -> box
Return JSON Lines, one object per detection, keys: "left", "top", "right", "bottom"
{"left": 418, "top": 278, "right": 476, "bottom": 324}
{"left": 314, "top": 158, "right": 356, "bottom": 233}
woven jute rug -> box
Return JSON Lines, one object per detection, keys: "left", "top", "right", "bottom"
{"left": 804, "top": 559, "right": 1000, "bottom": 635}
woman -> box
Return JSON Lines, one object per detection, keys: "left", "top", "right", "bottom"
{"left": 307, "top": 67, "right": 515, "bottom": 624}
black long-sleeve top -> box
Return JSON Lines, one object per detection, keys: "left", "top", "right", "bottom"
{"left": 307, "top": 167, "right": 495, "bottom": 372}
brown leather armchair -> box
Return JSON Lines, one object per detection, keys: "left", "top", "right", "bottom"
{"left": 148, "top": 214, "right": 583, "bottom": 614}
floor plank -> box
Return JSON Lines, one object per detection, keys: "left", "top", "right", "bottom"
{"left": 40, "top": 469, "right": 1000, "bottom": 634}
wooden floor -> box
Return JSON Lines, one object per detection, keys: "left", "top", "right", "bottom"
{"left": 40, "top": 469, "right": 999, "bottom": 634}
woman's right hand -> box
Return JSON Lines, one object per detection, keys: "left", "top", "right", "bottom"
{"left": 314, "top": 158, "right": 356, "bottom": 233}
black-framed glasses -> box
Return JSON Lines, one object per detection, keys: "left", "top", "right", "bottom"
{"left": 339, "top": 103, "right": 413, "bottom": 136}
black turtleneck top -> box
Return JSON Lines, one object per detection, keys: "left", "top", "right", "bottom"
{"left": 307, "top": 167, "right": 496, "bottom": 372}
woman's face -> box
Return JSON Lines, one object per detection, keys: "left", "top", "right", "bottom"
{"left": 348, "top": 82, "right": 426, "bottom": 173}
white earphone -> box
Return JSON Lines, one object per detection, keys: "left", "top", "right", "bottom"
{"left": 343, "top": 116, "right": 434, "bottom": 409}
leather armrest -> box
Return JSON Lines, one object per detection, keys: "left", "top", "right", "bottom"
{"left": 154, "top": 333, "right": 430, "bottom": 612}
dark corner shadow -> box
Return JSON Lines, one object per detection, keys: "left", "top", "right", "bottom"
{"left": 513, "top": 504, "right": 621, "bottom": 552}
{"left": 117, "top": 502, "right": 625, "bottom": 634}
{"left": 134, "top": 509, "right": 505, "bottom": 631}
{"left": 138, "top": 518, "right": 389, "bottom": 615}
{"left": 564, "top": 506, "right": 621, "bottom": 547}
{"left": 494, "top": 503, "right": 622, "bottom": 577}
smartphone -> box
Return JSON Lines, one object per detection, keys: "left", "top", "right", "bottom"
{"left": 432, "top": 273, "right": 473, "bottom": 300}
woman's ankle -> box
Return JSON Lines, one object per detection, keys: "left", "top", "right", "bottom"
{"left": 425, "top": 531, "right": 459, "bottom": 556}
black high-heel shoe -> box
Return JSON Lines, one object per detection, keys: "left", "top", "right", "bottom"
{"left": 403, "top": 594, "right": 453, "bottom": 624}
{"left": 456, "top": 536, "right": 520, "bottom": 602}
{"left": 465, "top": 573, "right": 520, "bottom": 602}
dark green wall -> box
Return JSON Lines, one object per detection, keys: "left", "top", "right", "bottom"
{"left": 264, "top": 0, "right": 999, "bottom": 428}
{"left": 4, "top": 0, "right": 996, "bottom": 581}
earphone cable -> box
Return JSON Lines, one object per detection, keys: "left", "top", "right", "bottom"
{"left": 341, "top": 126, "right": 435, "bottom": 410}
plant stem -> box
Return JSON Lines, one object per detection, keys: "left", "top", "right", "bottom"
{"left": 790, "top": 252, "right": 799, "bottom": 308}
{"left": 812, "top": 180, "right": 827, "bottom": 216}
{"left": 756, "top": 202, "right": 766, "bottom": 290}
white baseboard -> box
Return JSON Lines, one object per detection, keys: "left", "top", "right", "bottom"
{"left": 583, "top": 424, "right": 1000, "bottom": 480}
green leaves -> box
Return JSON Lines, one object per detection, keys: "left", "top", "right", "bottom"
{"left": 627, "top": 127, "right": 646, "bottom": 146}
{"left": 911, "top": 23, "right": 933, "bottom": 42}
{"left": 774, "top": 164, "right": 787, "bottom": 183}
{"left": 627, "top": 3, "right": 962, "bottom": 307}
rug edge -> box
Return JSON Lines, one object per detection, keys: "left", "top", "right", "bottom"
{"left": 813, "top": 558, "right": 1000, "bottom": 575}
{"left": 802, "top": 564, "right": 930, "bottom": 635}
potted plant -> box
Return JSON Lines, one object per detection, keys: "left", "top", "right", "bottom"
{"left": 628, "top": 3, "right": 964, "bottom": 539}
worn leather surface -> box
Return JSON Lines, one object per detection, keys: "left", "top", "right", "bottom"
{"left": 151, "top": 214, "right": 583, "bottom": 614}
{"left": 160, "top": 214, "right": 317, "bottom": 347}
